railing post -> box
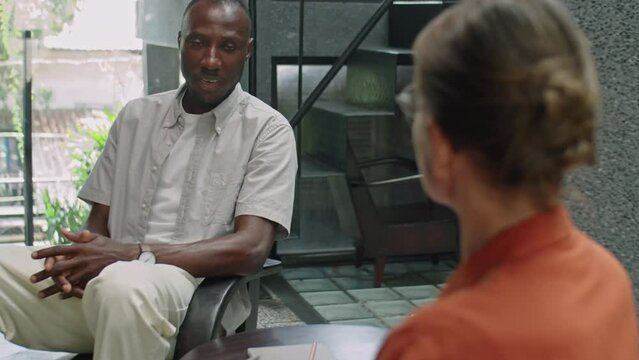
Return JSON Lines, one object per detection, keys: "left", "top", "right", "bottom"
{"left": 249, "top": 0, "right": 257, "bottom": 96}
{"left": 22, "top": 30, "right": 34, "bottom": 246}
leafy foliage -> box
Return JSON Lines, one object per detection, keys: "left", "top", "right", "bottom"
{"left": 41, "top": 189, "right": 88, "bottom": 244}
{"left": 41, "top": 108, "right": 115, "bottom": 245}
{"left": 1, "top": 0, "right": 81, "bottom": 244}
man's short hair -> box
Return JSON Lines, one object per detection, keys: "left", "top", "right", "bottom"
{"left": 181, "top": 0, "right": 251, "bottom": 31}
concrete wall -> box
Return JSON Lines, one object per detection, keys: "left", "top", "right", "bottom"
{"left": 563, "top": 0, "right": 639, "bottom": 300}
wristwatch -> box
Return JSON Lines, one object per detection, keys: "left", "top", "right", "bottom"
{"left": 137, "top": 243, "right": 156, "bottom": 264}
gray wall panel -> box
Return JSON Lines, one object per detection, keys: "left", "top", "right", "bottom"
{"left": 139, "top": 0, "right": 387, "bottom": 105}
{"left": 563, "top": 1, "right": 639, "bottom": 302}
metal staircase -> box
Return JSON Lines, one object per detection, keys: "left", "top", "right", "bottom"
{"left": 280, "top": 0, "right": 459, "bottom": 285}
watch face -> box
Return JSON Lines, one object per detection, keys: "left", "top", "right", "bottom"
{"left": 139, "top": 251, "right": 156, "bottom": 264}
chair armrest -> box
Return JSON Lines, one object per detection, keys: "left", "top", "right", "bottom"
{"left": 351, "top": 174, "right": 422, "bottom": 188}
{"left": 173, "top": 276, "right": 243, "bottom": 359}
{"left": 173, "top": 259, "right": 282, "bottom": 359}
{"left": 357, "top": 157, "right": 417, "bottom": 172}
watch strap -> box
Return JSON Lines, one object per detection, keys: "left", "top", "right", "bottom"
{"left": 138, "top": 243, "right": 152, "bottom": 258}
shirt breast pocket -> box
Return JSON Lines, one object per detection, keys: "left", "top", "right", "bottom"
{"left": 203, "top": 171, "right": 245, "bottom": 225}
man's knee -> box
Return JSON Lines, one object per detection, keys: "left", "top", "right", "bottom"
{"left": 84, "top": 261, "right": 150, "bottom": 306}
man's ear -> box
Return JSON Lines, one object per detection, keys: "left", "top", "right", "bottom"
{"left": 177, "top": 31, "right": 182, "bottom": 48}
{"left": 246, "top": 38, "right": 254, "bottom": 59}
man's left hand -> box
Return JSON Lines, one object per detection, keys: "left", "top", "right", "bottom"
{"left": 30, "top": 229, "right": 138, "bottom": 299}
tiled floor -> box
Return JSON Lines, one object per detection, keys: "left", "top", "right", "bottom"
{"left": 281, "top": 260, "right": 454, "bottom": 328}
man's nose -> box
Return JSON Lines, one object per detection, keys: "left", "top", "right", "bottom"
{"left": 201, "top": 47, "right": 222, "bottom": 69}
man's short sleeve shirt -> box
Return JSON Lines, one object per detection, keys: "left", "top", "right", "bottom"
{"left": 78, "top": 84, "right": 297, "bottom": 244}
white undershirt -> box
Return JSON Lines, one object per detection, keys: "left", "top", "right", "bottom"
{"left": 144, "top": 107, "right": 210, "bottom": 243}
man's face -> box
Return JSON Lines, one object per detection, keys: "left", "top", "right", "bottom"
{"left": 179, "top": 1, "right": 252, "bottom": 114}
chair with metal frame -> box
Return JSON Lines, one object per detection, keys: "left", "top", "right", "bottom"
{"left": 173, "top": 258, "right": 282, "bottom": 359}
{"left": 346, "top": 141, "right": 458, "bottom": 287}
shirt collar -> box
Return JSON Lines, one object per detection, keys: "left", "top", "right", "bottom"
{"left": 164, "top": 83, "right": 244, "bottom": 135}
{"left": 442, "top": 205, "right": 573, "bottom": 296}
{"left": 211, "top": 83, "right": 243, "bottom": 135}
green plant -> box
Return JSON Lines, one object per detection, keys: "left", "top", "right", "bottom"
{"left": 41, "top": 107, "right": 116, "bottom": 244}
{"left": 41, "top": 189, "right": 88, "bottom": 245}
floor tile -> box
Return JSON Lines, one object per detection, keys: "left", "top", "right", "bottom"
{"left": 288, "top": 278, "right": 338, "bottom": 292}
{"left": 331, "top": 318, "right": 388, "bottom": 328}
{"left": 419, "top": 271, "right": 452, "bottom": 284}
{"left": 382, "top": 315, "right": 408, "bottom": 328}
{"left": 282, "top": 267, "right": 326, "bottom": 280}
{"left": 392, "top": 285, "right": 440, "bottom": 299}
{"left": 322, "top": 265, "right": 373, "bottom": 278}
{"left": 331, "top": 276, "right": 376, "bottom": 290}
{"left": 405, "top": 260, "right": 451, "bottom": 272}
{"left": 365, "top": 300, "right": 415, "bottom": 317}
{"left": 381, "top": 273, "right": 427, "bottom": 287}
{"left": 314, "top": 303, "right": 373, "bottom": 321}
{"left": 348, "top": 288, "right": 400, "bottom": 302}
{"left": 381, "top": 263, "right": 410, "bottom": 275}
{"left": 411, "top": 298, "right": 437, "bottom": 307}
{"left": 300, "top": 291, "right": 355, "bottom": 306}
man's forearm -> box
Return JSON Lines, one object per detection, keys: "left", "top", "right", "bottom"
{"left": 145, "top": 216, "right": 275, "bottom": 278}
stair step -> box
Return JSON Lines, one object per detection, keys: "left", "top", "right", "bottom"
{"left": 301, "top": 156, "right": 344, "bottom": 179}
{"left": 389, "top": 1, "right": 457, "bottom": 48}
{"left": 313, "top": 100, "right": 395, "bottom": 118}
{"left": 357, "top": 46, "right": 413, "bottom": 65}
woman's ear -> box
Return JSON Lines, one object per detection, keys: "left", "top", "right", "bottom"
{"left": 424, "top": 120, "right": 456, "bottom": 205}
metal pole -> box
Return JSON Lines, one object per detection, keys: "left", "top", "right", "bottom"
{"left": 248, "top": 0, "right": 257, "bottom": 96}
{"left": 290, "top": 0, "right": 305, "bottom": 243}
{"left": 297, "top": 0, "right": 304, "bottom": 110}
{"left": 22, "top": 30, "right": 34, "bottom": 246}
{"left": 289, "top": 0, "right": 394, "bottom": 128}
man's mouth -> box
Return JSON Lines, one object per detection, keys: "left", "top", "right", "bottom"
{"left": 199, "top": 77, "right": 222, "bottom": 91}
{"left": 201, "top": 78, "right": 220, "bottom": 84}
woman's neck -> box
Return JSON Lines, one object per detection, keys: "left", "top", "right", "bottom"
{"left": 454, "top": 184, "right": 546, "bottom": 262}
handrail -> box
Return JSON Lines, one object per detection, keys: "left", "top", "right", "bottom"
{"left": 289, "top": 0, "right": 394, "bottom": 129}
{"left": 249, "top": 0, "right": 257, "bottom": 95}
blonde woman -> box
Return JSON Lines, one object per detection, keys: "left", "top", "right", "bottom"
{"left": 378, "top": 0, "right": 639, "bottom": 359}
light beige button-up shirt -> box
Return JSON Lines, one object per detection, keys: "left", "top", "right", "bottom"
{"left": 79, "top": 84, "right": 297, "bottom": 244}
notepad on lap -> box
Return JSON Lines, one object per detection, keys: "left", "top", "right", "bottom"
{"left": 247, "top": 343, "right": 335, "bottom": 360}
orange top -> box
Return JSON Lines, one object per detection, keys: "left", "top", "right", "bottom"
{"left": 377, "top": 206, "right": 639, "bottom": 360}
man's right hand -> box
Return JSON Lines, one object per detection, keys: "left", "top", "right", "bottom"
{"left": 35, "top": 229, "right": 95, "bottom": 299}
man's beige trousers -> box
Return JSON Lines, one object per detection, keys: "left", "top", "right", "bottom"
{"left": 0, "top": 245, "right": 199, "bottom": 359}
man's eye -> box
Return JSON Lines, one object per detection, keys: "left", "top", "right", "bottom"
{"left": 223, "top": 44, "right": 236, "bottom": 52}
{"left": 189, "top": 39, "right": 203, "bottom": 47}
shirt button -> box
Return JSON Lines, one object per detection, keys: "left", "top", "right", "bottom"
{"left": 142, "top": 203, "right": 147, "bottom": 209}
{"left": 152, "top": 166, "right": 158, "bottom": 172}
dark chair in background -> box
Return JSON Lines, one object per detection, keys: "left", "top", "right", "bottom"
{"left": 346, "top": 143, "right": 458, "bottom": 287}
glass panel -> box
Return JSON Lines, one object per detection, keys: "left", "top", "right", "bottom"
{"left": 0, "top": 0, "right": 143, "bottom": 245}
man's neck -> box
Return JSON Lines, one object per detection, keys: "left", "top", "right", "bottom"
{"left": 181, "top": 86, "right": 236, "bottom": 115}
